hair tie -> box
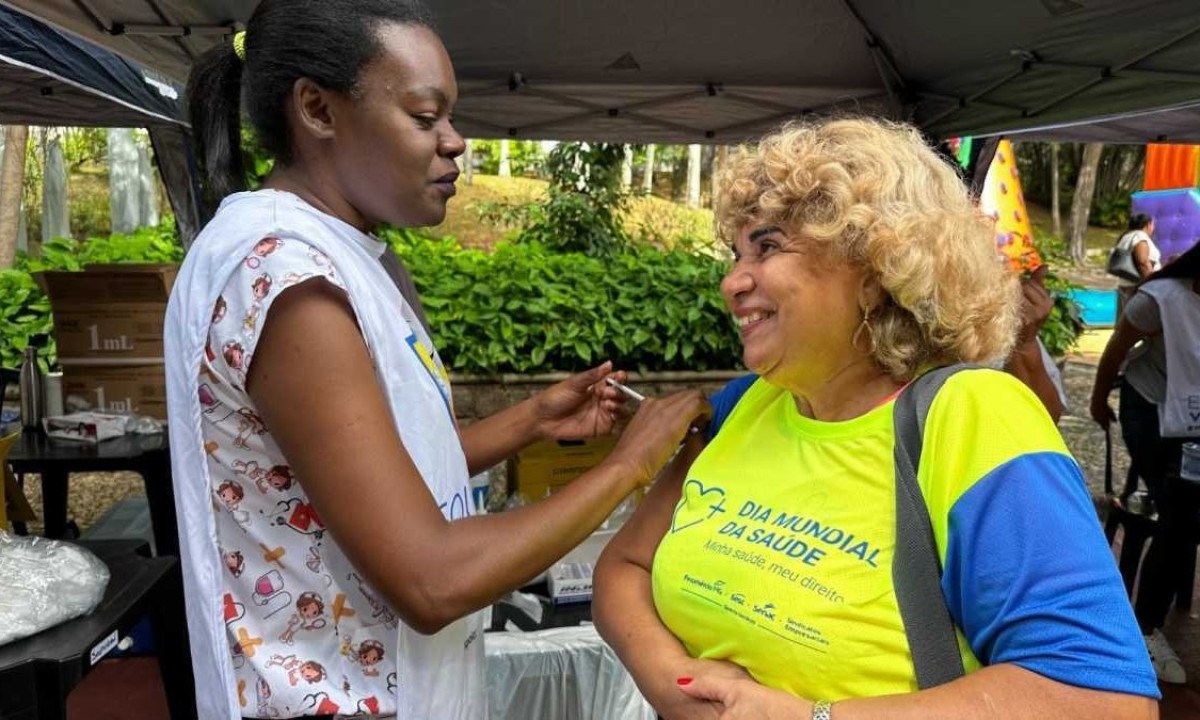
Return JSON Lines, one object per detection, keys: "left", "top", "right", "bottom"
{"left": 232, "top": 30, "right": 247, "bottom": 61}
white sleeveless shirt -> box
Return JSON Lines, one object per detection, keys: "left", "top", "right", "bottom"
{"left": 1137, "top": 278, "right": 1200, "bottom": 438}
{"left": 165, "top": 190, "right": 484, "bottom": 719}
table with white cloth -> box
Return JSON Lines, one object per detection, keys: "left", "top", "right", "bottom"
{"left": 485, "top": 625, "right": 655, "bottom": 720}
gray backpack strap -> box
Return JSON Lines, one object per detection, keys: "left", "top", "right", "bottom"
{"left": 892, "top": 364, "right": 972, "bottom": 689}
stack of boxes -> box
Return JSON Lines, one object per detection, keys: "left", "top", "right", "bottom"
{"left": 506, "top": 435, "right": 630, "bottom": 604}
{"left": 506, "top": 435, "right": 620, "bottom": 502}
{"left": 36, "top": 264, "right": 177, "bottom": 421}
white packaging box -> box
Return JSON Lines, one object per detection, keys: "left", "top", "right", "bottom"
{"left": 547, "top": 529, "right": 617, "bottom": 605}
{"left": 43, "top": 412, "right": 128, "bottom": 444}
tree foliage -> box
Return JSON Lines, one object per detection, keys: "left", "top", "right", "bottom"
{"left": 469, "top": 140, "right": 547, "bottom": 177}
{"left": 1015, "top": 141, "right": 1144, "bottom": 231}
{"left": 521, "top": 142, "right": 631, "bottom": 256}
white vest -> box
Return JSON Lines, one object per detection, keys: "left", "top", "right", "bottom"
{"left": 1138, "top": 278, "right": 1200, "bottom": 438}
{"left": 165, "top": 190, "right": 484, "bottom": 719}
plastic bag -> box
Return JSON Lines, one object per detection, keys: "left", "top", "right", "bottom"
{"left": 0, "top": 532, "right": 110, "bottom": 646}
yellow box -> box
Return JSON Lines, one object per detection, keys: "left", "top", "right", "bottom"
{"left": 508, "top": 436, "right": 620, "bottom": 501}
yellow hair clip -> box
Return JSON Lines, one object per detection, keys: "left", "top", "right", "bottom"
{"left": 232, "top": 30, "right": 247, "bottom": 61}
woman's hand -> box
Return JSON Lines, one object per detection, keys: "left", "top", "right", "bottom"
{"left": 1016, "top": 265, "right": 1053, "bottom": 347}
{"left": 605, "top": 390, "right": 711, "bottom": 488}
{"left": 1090, "top": 389, "right": 1116, "bottom": 430}
{"left": 677, "top": 672, "right": 813, "bottom": 720}
{"left": 532, "top": 361, "right": 628, "bottom": 440}
{"left": 659, "top": 659, "right": 752, "bottom": 720}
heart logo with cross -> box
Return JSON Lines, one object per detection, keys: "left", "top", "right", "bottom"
{"left": 670, "top": 479, "right": 726, "bottom": 533}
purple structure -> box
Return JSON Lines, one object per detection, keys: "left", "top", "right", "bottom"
{"left": 1132, "top": 189, "right": 1200, "bottom": 263}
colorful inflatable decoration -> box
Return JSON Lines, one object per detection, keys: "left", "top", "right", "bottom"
{"left": 1144, "top": 144, "right": 1199, "bottom": 192}
{"left": 1133, "top": 143, "right": 1200, "bottom": 263}
{"left": 978, "top": 140, "right": 1041, "bottom": 272}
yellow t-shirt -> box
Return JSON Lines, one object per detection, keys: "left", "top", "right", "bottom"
{"left": 651, "top": 370, "right": 1157, "bottom": 701}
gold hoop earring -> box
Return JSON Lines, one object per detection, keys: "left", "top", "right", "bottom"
{"left": 852, "top": 317, "right": 873, "bottom": 352}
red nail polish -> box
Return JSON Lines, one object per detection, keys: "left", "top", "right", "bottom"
{"left": 677, "top": 677, "right": 693, "bottom": 686}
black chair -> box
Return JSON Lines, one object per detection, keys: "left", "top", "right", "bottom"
{"left": 0, "top": 367, "right": 17, "bottom": 413}
{"left": 2, "top": 366, "right": 30, "bottom": 535}
{"left": 1103, "top": 426, "right": 1157, "bottom": 597}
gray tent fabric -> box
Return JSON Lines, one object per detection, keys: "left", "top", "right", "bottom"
{"left": 6, "top": 0, "right": 1200, "bottom": 144}
{"left": 0, "top": 3, "right": 201, "bottom": 243}
{"left": 0, "top": 3, "right": 183, "bottom": 128}
{"left": 148, "top": 124, "right": 203, "bottom": 243}
{"left": 996, "top": 100, "right": 1200, "bottom": 145}
{"left": 107, "top": 127, "right": 141, "bottom": 234}
{"left": 41, "top": 129, "right": 70, "bottom": 241}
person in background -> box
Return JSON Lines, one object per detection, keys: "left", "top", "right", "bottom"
{"left": 1114, "top": 213, "right": 1162, "bottom": 315}
{"left": 1006, "top": 264, "right": 1066, "bottom": 422}
{"left": 168, "top": 2, "right": 708, "bottom": 717}
{"left": 594, "top": 118, "right": 1158, "bottom": 720}
{"left": 1091, "top": 240, "right": 1200, "bottom": 686}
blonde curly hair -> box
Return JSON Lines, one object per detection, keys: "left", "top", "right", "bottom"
{"left": 715, "top": 117, "right": 1021, "bottom": 380}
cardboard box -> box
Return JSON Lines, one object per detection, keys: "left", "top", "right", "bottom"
{"left": 36, "top": 265, "right": 177, "bottom": 361}
{"left": 508, "top": 436, "right": 619, "bottom": 501}
{"left": 60, "top": 362, "right": 167, "bottom": 421}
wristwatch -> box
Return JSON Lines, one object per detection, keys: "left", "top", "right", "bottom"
{"left": 812, "top": 700, "right": 834, "bottom": 720}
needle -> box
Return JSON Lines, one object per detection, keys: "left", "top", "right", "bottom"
{"left": 605, "top": 377, "right": 646, "bottom": 403}
{"left": 605, "top": 377, "right": 703, "bottom": 435}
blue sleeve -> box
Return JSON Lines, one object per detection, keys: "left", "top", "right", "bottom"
{"left": 940, "top": 452, "right": 1160, "bottom": 698}
{"left": 706, "top": 374, "right": 757, "bottom": 441}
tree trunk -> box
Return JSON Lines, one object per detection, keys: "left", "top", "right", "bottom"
{"left": 498, "top": 139, "right": 511, "bottom": 177}
{"left": 687, "top": 144, "right": 702, "bottom": 207}
{"left": 1068, "top": 142, "right": 1104, "bottom": 266}
{"left": 0, "top": 124, "right": 29, "bottom": 269}
{"left": 714, "top": 145, "right": 729, "bottom": 199}
{"left": 108, "top": 128, "right": 141, "bottom": 234}
{"left": 620, "top": 145, "right": 633, "bottom": 190}
{"left": 642, "top": 144, "right": 655, "bottom": 195}
{"left": 42, "top": 127, "right": 71, "bottom": 246}
{"left": 462, "top": 139, "right": 474, "bottom": 185}
{"left": 1050, "top": 142, "right": 1061, "bottom": 238}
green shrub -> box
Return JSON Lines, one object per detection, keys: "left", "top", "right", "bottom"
{"left": 0, "top": 268, "right": 55, "bottom": 371}
{"left": 1039, "top": 271, "right": 1086, "bottom": 359}
{"left": 389, "top": 232, "right": 741, "bottom": 374}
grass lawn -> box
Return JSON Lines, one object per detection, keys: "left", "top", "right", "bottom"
{"left": 427, "top": 174, "right": 718, "bottom": 250}
{"left": 1025, "top": 201, "right": 1120, "bottom": 257}
{"left": 1024, "top": 201, "right": 1125, "bottom": 290}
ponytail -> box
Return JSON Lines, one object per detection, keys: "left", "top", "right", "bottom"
{"left": 186, "top": 40, "right": 247, "bottom": 202}
{"left": 186, "top": 0, "right": 433, "bottom": 204}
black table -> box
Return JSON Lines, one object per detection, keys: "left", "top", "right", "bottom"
{"left": 0, "top": 539, "right": 195, "bottom": 720}
{"left": 6, "top": 431, "right": 177, "bottom": 557}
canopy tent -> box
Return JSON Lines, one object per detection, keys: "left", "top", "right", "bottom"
{"left": 3, "top": 0, "right": 1200, "bottom": 146}
{"left": 999, "top": 100, "right": 1200, "bottom": 145}
{"left": 0, "top": 4, "right": 202, "bottom": 240}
